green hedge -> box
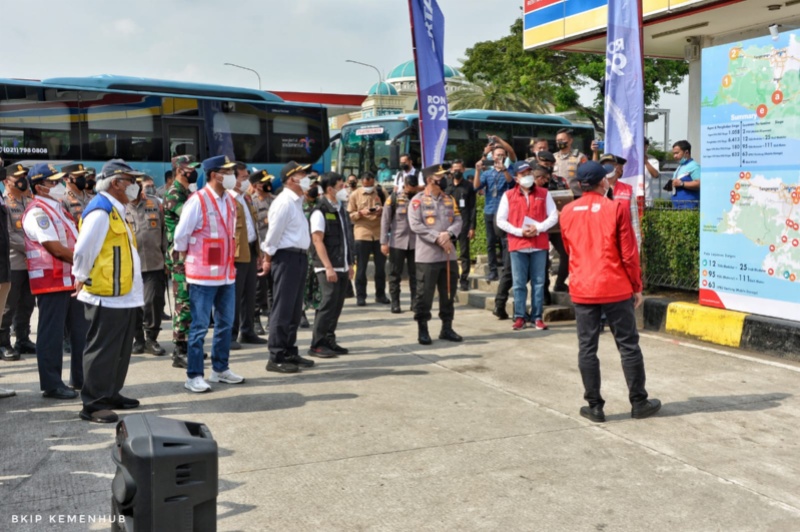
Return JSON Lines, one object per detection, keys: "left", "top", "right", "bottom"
{"left": 470, "top": 194, "right": 487, "bottom": 261}
{"left": 642, "top": 199, "right": 700, "bottom": 291}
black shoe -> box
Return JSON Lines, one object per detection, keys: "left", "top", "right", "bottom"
{"left": 486, "top": 272, "right": 499, "bottom": 282}
{"left": 580, "top": 405, "right": 606, "bottom": 423}
{"left": 331, "top": 344, "right": 349, "bottom": 355}
{"left": 390, "top": 300, "right": 401, "bottom": 314}
{"left": 631, "top": 398, "right": 662, "bottom": 419}
{"left": 110, "top": 395, "right": 140, "bottom": 410}
{"left": 229, "top": 340, "right": 242, "bottom": 351}
{"left": 438, "top": 327, "right": 463, "bottom": 342}
{"left": 144, "top": 340, "right": 165, "bottom": 356}
{"left": 417, "top": 322, "right": 432, "bottom": 346}
{"left": 375, "top": 295, "right": 391, "bottom": 305}
{"left": 300, "top": 313, "right": 310, "bottom": 329}
{"left": 1, "top": 345, "right": 20, "bottom": 361}
{"left": 43, "top": 387, "right": 78, "bottom": 400}
{"left": 459, "top": 280, "right": 470, "bottom": 292}
{"left": 132, "top": 342, "right": 145, "bottom": 355}
{"left": 266, "top": 360, "right": 300, "bottom": 374}
{"left": 287, "top": 353, "right": 315, "bottom": 368}
{"left": 308, "top": 345, "right": 338, "bottom": 358}
{"left": 493, "top": 306, "right": 509, "bottom": 320}
{"left": 240, "top": 333, "right": 268, "bottom": 345}
{"left": 172, "top": 350, "right": 188, "bottom": 369}
{"left": 14, "top": 338, "right": 36, "bottom": 354}
{"left": 161, "top": 312, "right": 171, "bottom": 320}
{"left": 254, "top": 321, "right": 266, "bottom": 336}
{"left": 79, "top": 409, "right": 118, "bottom": 424}
{"left": 356, "top": 298, "right": 367, "bottom": 307}
{"left": 553, "top": 283, "right": 569, "bottom": 292}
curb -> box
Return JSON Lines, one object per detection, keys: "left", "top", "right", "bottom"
{"left": 643, "top": 297, "right": 800, "bottom": 361}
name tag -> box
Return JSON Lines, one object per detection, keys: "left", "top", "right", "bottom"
{"left": 325, "top": 213, "right": 337, "bottom": 220}
{"left": 459, "top": 199, "right": 465, "bottom": 208}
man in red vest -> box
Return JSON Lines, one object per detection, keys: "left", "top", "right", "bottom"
{"left": 561, "top": 161, "right": 660, "bottom": 423}
{"left": 599, "top": 154, "right": 641, "bottom": 249}
{"left": 21, "top": 163, "right": 86, "bottom": 400}
{"left": 496, "top": 161, "right": 559, "bottom": 331}
{"left": 173, "top": 155, "right": 246, "bottom": 393}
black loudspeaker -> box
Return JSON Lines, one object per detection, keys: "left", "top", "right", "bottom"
{"left": 111, "top": 414, "right": 218, "bottom": 532}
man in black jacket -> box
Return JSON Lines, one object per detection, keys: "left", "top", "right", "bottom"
{"left": 308, "top": 172, "right": 355, "bottom": 358}
{"left": 444, "top": 159, "right": 476, "bottom": 292}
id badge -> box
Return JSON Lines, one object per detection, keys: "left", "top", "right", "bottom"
{"left": 459, "top": 198, "right": 465, "bottom": 208}
{"left": 492, "top": 189, "right": 497, "bottom": 198}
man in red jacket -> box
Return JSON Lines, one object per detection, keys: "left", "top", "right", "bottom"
{"left": 561, "top": 161, "right": 660, "bottom": 423}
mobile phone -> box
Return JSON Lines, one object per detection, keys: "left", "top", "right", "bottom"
{"left": 596, "top": 140, "right": 605, "bottom": 151}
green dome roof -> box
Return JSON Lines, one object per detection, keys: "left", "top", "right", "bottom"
{"left": 367, "top": 81, "right": 399, "bottom": 96}
{"left": 387, "top": 60, "right": 462, "bottom": 80}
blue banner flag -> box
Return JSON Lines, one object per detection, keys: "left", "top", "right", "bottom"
{"left": 604, "top": 0, "right": 644, "bottom": 194}
{"left": 408, "top": 0, "right": 448, "bottom": 167}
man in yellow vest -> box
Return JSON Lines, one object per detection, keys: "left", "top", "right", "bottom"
{"left": 73, "top": 159, "right": 144, "bottom": 424}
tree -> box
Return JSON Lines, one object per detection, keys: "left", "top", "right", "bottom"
{"left": 448, "top": 77, "right": 550, "bottom": 113}
{"left": 459, "top": 18, "right": 689, "bottom": 133}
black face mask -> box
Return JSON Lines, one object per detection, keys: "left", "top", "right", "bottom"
{"left": 72, "top": 176, "right": 87, "bottom": 191}
{"left": 556, "top": 141, "right": 568, "bottom": 150}
{"left": 349, "top": 181, "right": 357, "bottom": 189}
{"left": 186, "top": 169, "right": 199, "bottom": 184}
{"left": 453, "top": 171, "right": 463, "bottom": 180}
{"left": 432, "top": 178, "right": 444, "bottom": 189}
{"left": 261, "top": 183, "right": 272, "bottom": 194}
{"left": 85, "top": 179, "right": 96, "bottom": 192}
{"left": 401, "top": 164, "right": 411, "bottom": 172}
{"left": 14, "top": 179, "right": 28, "bottom": 192}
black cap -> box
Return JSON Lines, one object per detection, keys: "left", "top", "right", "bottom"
{"left": 421, "top": 163, "right": 451, "bottom": 178}
{"left": 61, "top": 163, "right": 89, "bottom": 175}
{"left": 575, "top": 161, "right": 608, "bottom": 185}
{"left": 4, "top": 163, "right": 28, "bottom": 178}
{"left": 99, "top": 159, "right": 144, "bottom": 180}
{"left": 280, "top": 161, "right": 310, "bottom": 180}
{"left": 599, "top": 153, "right": 627, "bottom": 165}
{"left": 536, "top": 151, "right": 556, "bottom": 163}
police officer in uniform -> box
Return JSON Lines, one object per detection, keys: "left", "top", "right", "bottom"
{"left": 380, "top": 173, "right": 417, "bottom": 314}
{"left": 249, "top": 169, "right": 279, "bottom": 335}
{"left": 1, "top": 164, "right": 36, "bottom": 359}
{"left": 126, "top": 176, "right": 167, "bottom": 356}
{"left": 84, "top": 167, "right": 98, "bottom": 196}
{"left": 553, "top": 127, "right": 588, "bottom": 199}
{"left": 163, "top": 155, "right": 201, "bottom": 368}
{"left": 22, "top": 163, "right": 86, "bottom": 400}
{"left": 61, "top": 163, "right": 92, "bottom": 223}
{"left": 408, "top": 164, "right": 463, "bottom": 345}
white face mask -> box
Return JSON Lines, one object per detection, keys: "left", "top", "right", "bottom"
{"left": 124, "top": 183, "right": 140, "bottom": 201}
{"left": 335, "top": 188, "right": 349, "bottom": 203}
{"left": 298, "top": 176, "right": 312, "bottom": 192}
{"left": 48, "top": 182, "right": 67, "bottom": 201}
{"left": 188, "top": 183, "right": 198, "bottom": 193}
{"left": 222, "top": 173, "right": 237, "bottom": 190}
{"left": 519, "top": 175, "right": 535, "bottom": 189}
{"left": 362, "top": 186, "right": 374, "bottom": 193}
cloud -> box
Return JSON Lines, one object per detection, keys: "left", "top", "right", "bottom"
{"left": 110, "top": 18, "right": 140, "bottom": 37}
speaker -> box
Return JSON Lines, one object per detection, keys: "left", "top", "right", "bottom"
{"left": 684, "top": 44, "right": 700, "bottom": 62}
{"left": 111, "top": 414, "right": 218, "bottom": 532}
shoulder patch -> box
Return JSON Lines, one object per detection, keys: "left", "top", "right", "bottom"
{"left": 35, "top": 214, "right": 50, "bottom": 229}
{"left": 411, "top": 199, "right": 420, "bottom": 210}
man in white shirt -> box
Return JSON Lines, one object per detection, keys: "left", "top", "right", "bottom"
{"left": 643, "top": 137, "right": 661, "bottom": 206}
{"left": 73, "top": 159, "right": 144, "bottom": 423}
{"left": 308, "top": 172, "right": 354, "bottom": 358}
{"left": 173, "top": 155, "right": 245, "bottom": 393}
{"left": 260, "top": 161, "right": 313, "bottom": 374}
{"left": 394, "top": 153, "right": 417, "bottom": 192}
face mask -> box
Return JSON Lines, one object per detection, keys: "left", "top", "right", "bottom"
{"left": 335, "top": 188, "right": 349, "bottom": 203}
{"left": 125, "top": 183, "right": 140, "bottom": 201}
{"left": 261, "top": 183, "right": 272, "bottom": 194}
{"left": 48, "top": 182, "right": 67, "bottom": 201}
{"left": 519, "top": 175, "right": 535, "bottom": 189}
{"left": 679, "top": 157, "right": 687, "bottom": 164}
{"left": 298, "top": 176, "right": 311, "bottom": 192}
{"left": 453, "top": 171, "right": 463, "bottom": 180}
{"left": 222, "top": 173, "right": 237, "bottom": 190}
{"left": 186, "top": 169, "right": 199, "bottom": 184}
{"left": 85, "top": 179, "right": 96, "bottom": 192}
{"left": 144, "top": 186, "right": 157, "bottom": 197}
{"left": 401, "top": 164, "right": 410, "bottom": 172}
{"left": 362, "top": 186, "right": 374, "bottom": 193}
{"left": 188, "top": 183, "right": 198, "bottom": 193}
{"left": 379, "top": 163, "right": 386, "bottom": 170}
{"left": 432, "top": 178, "right": 443, "bottom": 189}
{"left": 556, "top": 141, "right": 568, "bottom": 150}
{"left": 14, "top": 179, "right": 28, "bottom": 192}
{"left": 307, "top": 186, "right": 319, "bottom": 199}
{"left": 72, "top": 176, "right": 87, "bottom": 191}
{"left": 349, "top": 181, "right": 357, "bottom": 189}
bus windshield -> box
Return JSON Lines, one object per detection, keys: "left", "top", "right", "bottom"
{"left": 338, "top": 120, "right": 411, "bottom": 181}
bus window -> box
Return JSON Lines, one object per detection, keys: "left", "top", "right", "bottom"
{"left": 270, "top": 113, "right": 325, "bottom": 164}
{"left": 81, "top": 92, "right": 163, "bottom": 161}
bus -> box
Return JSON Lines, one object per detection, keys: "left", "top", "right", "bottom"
{"left": 0, "top": 75, "right": 330, "bottom": 184}
{"left": 337, "top": 110, "right": 594, "bottom": 182}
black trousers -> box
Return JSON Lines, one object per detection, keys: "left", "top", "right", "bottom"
{"left": 0, "top": 269, "right": 36, "bottom": 339}
{"left": 574, "top": 298, "right": 648, "bottom": 408}
{"left": 548, "top": 232, "right": 569, "bottom": 288}
{"left": 413, "top": 261, "right": 458, "bottom": 323}
{"left": 255, "top": 270, "right": 274, "bottom": 318}
{"left": 135, "top": 270, "right": 166, "bottom": 343}
{"left": 82, "top": 304, "right": 136, "bottom": 413}
{"left": 457, "top": 228, "right": 471, "bottom": 282}
{"left": 311, "top": 270, "right": 349, "bottom": 349}
{"left": 388, "top": 247, "right": 416, "bottom": 302}
{"left": 493, "top": 234, "right": 513, "bottom": 307}
{"left": 484, "top": 213, "right": 503, "bottom": 276}
{"left": 35, "top": 291, "right": 86, "bottom": 391}
{"left": 233, "top": 242, "right": 259, "bottom": 338}
{"left": 355, "top": 239, "right": 386, "bottom": 299}
{"left": 268, "top": 249, "right": 307, "bottom": 362}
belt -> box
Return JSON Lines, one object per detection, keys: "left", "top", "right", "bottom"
{"left": 278, "top": 247, "right": 306, "bottom": 255}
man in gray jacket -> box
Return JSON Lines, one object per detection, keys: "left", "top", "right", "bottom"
{"left": 380, "top": 174, "right": 418, "bottom": 314}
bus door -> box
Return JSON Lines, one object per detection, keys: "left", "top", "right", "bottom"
{"left": 163, "top": 119, "right": 206, "bottom": 162}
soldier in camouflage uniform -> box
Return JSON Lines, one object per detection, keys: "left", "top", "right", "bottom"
{"left": 163, "top": 155, "right": 201, "bottom": 368}
{"left": 249, "top": 169, "right": 280, "bottom": 335}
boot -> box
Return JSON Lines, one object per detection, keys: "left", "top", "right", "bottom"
{"left": 439, "top": 321, "right": 463, "bottom": 342}
{"left": 0, "top": 331, "right": 20, "bottom": 361}
{"left": 390, "top": 298, "right": 401, "bottom": 314}
{"left": 417, "top": 321, "right": 432, "bottom": 345}
{"left": 172, "top": 343, "right": 188, "bottom": 369}
{"left": 254, "top": 313, "right": 266, "bottom": 336}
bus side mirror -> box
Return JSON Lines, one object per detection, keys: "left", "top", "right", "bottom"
{"left": 389, "top": 144, "right": 400, "bottom": 169}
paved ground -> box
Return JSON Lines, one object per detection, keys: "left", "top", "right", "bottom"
{"left": 1, "top": 293, "right": 800, "bottom": 531}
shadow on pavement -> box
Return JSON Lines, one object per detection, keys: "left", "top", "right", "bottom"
{"left": 603, "top": 392, "right": 792, "bottom": 421}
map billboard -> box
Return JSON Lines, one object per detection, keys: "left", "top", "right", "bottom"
{"left": 699, "top": 30, "right": 800, "bottom": 319}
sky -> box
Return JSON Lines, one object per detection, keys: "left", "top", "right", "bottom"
{"left": 3, "top": 0, "right": 688, "bottom": 144}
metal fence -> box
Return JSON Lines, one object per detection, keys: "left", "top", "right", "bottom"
{"left": 641, "top": 198, "right": 700, "bottom": 291}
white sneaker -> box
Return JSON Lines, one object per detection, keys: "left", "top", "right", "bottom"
{"left": 208, "top": 369, "right": 245, "bottom": 384}
{"left": 184, "top": 376, "right": 211, "bottom": 393}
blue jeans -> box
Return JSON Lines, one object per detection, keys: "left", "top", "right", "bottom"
{"left": 510, "top": 250, "right": 547, "bottom": 321}
{"left": 187, "top": 283, "right": 235, "bottom": 379}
